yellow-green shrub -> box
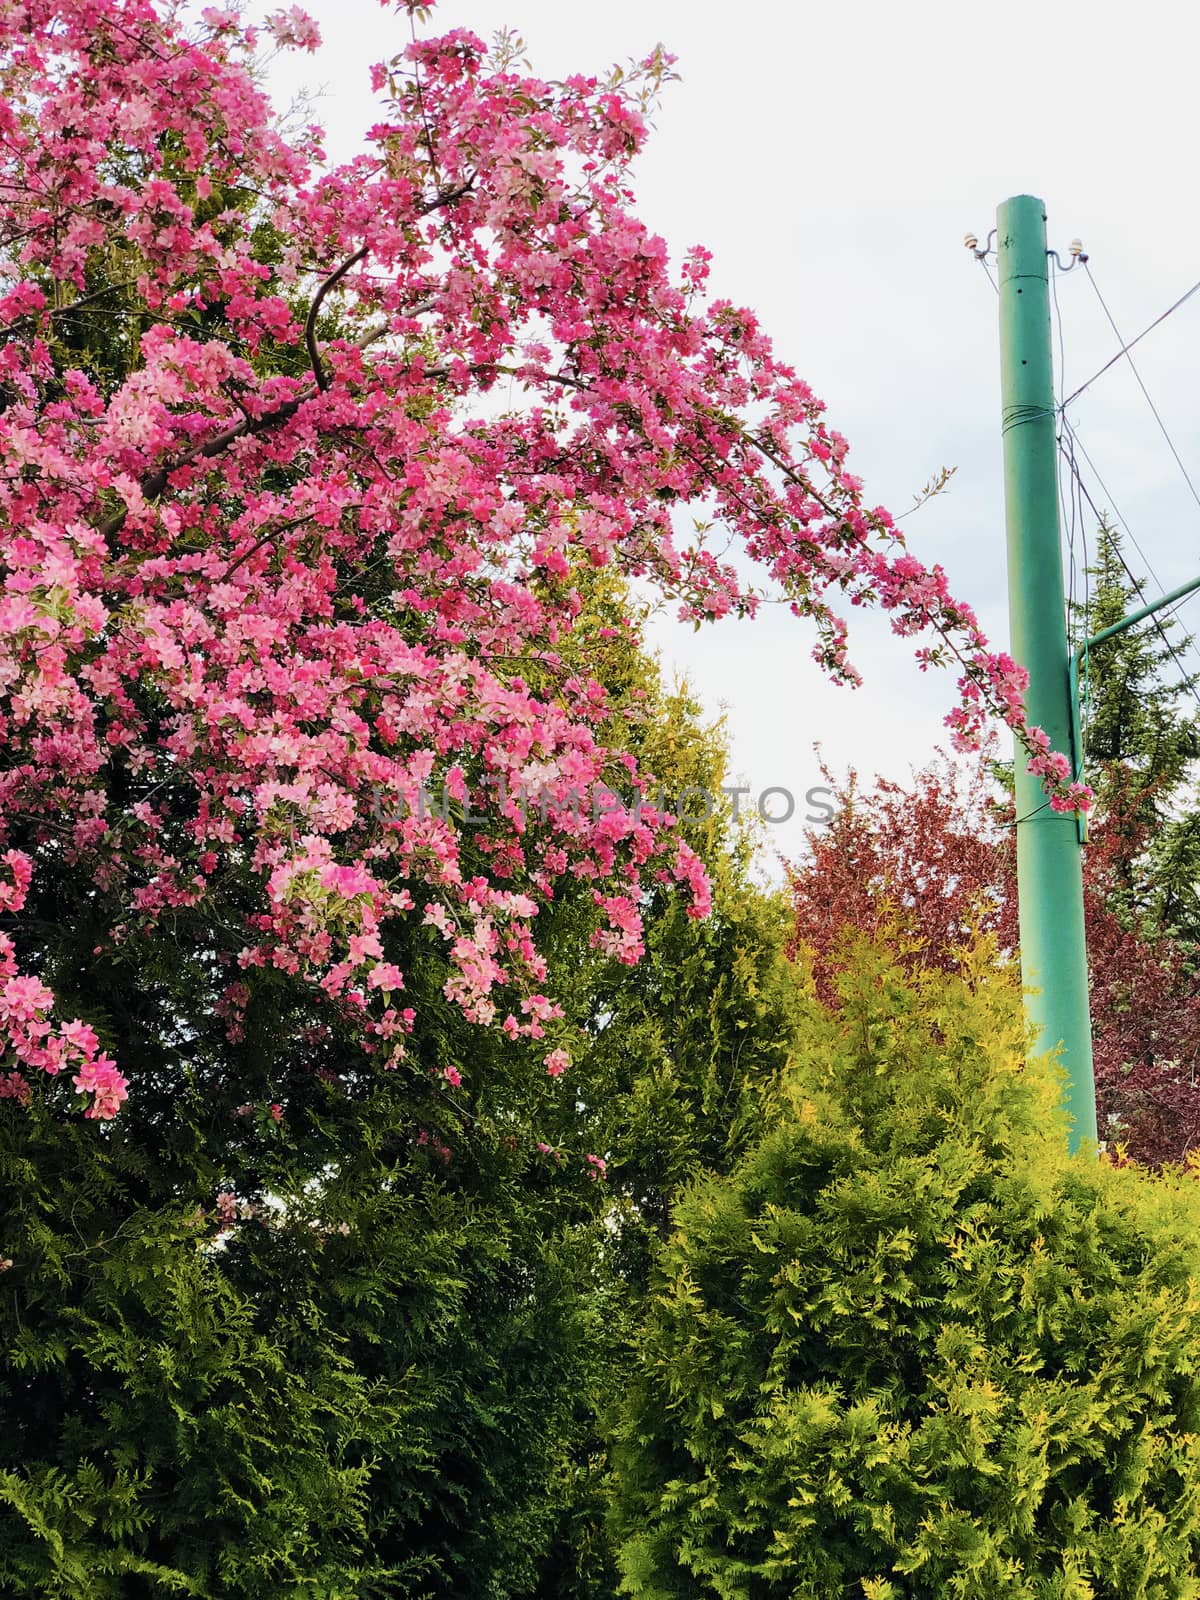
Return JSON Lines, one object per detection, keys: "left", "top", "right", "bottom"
{"left": 611, "top": 936, "right": 1200, "bottom": 1599}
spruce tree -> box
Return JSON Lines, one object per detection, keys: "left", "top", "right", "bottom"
{"left": 1071, "top": 517, "right": 1200, "bottom": 940}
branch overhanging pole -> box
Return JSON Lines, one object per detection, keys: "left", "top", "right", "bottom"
{"left": 997, "top": 194, "right": 1097, "bottom": 1151}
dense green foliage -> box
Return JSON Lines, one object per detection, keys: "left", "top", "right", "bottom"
{"left": 0, "top": 1110, "right": 381, "bottom": 1597}
{"left": 612, "top": 935, "right": 1200, "bottom": 1598}
{"left": 0, "top": 1080, "right": 614, "bottom": 1597}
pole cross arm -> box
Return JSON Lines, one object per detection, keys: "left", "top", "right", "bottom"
{"left": 1078, "top": 571, "right": 1200, "bottom": 658}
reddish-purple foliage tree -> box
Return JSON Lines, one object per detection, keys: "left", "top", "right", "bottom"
{"left": 788, "top": 752, "right": 1200, "bottom": 1164}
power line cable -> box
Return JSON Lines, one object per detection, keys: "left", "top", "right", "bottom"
{"left": 1057, "top": 423, "right": 1200, "bottom": 714}
{"left": 1062, "top": 415, "right": 1182, "bottom": 617}
{"left": 1004, "top": 798, "right": 1055, "bottom": 830}
{"left": 1061, "top": 273, "right": 1200, "bottom": 409}
{"left": 1158, "top": 592, "right": 1200, "bottom": 638}
{"left": 1083, "top": 264, "right": 1200, "bottom": 517}
{"left": 1059, "top": 424, "right": 1093, "bottom": 753}
{"left": 1064, "top": 274, "right": 1200, "bottom": 693}
{"left": 1051, "top": 258, "right": 1088, "bottom": 653}
{"left": 977, "top": 244, "right": 1200, "bottom": 733}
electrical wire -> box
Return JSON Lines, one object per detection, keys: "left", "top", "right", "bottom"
{"left": 1059, "top": 423, "right": 1093, "bottom": 762}
{"left": 1049, "top": 258, "right": 1098, "bottom": 773}
{"left": 1051, "top": 256, "right": 1069, "bottom": 411}
{"left": 1061, "top": 273, "right": 1200, "bottom": 409}
{"left": 1066, "top": 268, "right": 1200, "bottom": 706}
{"left": 1084, "top": 264, "right": 1200, "bottom": 517}
{"left": 1061, "top": 420, "right": 1157, "bottom": 589}
{"left": 1005, "top": 798, "right": 1055, "bottom": 830}
{"left": 1051, "top": 258, "right": 1083, "bottom": 648}
{"left": 1158, "top": 591, "right": 1200, "bottom": 633}
{"left": 1001, "top": 404, "right": 1056, "bottom": 435}
{"left": 1057, "top": 421, "right": 1200, "bottom": 713}
{"left": 978, "top": 243, "right": 1200, "bottom": 749}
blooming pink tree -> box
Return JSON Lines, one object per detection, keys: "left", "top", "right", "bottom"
{"left": 0, "top": 0, "right": 1083, "bottom": 1120}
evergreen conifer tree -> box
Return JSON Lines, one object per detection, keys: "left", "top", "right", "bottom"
{"left": 1072, "top": 517, "right": 1200, "bottom": 941}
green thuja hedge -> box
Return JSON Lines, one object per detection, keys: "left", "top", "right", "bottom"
{"left": 611, "top": 935, "right": 1200, "bottom": 1599}
{"left": 0, "top": 1090, "right": 597, "bottom": 1599}
{"left": 0, "top": 1108, "right": 385, "bottom": 1598}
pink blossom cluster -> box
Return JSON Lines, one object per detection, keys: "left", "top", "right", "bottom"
{"left": 0, "top": 0, "right": 1085, "bottom": 1118}
{"left": 0, "top": 854, "right": 127, "bottom": 1118}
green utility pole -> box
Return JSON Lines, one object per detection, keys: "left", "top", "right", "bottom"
{"left": 997, "top": 194, "right": 1097, "bottom": 1150}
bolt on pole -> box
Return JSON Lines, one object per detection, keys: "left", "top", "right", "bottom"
{"left": 997, "top": 193, "right": 1097, "bottom": 1151}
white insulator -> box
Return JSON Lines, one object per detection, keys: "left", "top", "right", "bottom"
{"left": 964, "top": 232, "right": 979, "bottom": 251}
{"left": 1069, "top": 237, "right": 1084, "bottom": 256}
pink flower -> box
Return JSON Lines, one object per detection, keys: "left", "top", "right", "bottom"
{"left": 367, "top": 961, "right": 404, "bottom": 992}
{"left": 0, "top": 1071, "right": 31, "bottom": 1106}
{"left": 442, "top": 1064, "right": 462, "bottom": 1087}
{"left": 0, "top": 975, "right": 53, "bottom": 1023}
{"left": 0, "top": 851, "right": 32, "bottom": 913}
{"left": 543, "top": 1048, "right": 570, "bottom": 1078}
{"left": 72, "top": 1058, "right": 129, "bottom": 1120}
{"left": 264, "top": 4, "right": 321, "bottom": 50}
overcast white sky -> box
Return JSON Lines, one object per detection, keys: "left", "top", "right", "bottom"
{"left": 268, "top": 0, "right": 1200, "bottom": 865}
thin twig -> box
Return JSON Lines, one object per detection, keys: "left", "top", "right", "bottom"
{"left": 305, "top": 245, "right": 369, "bottom": 391}
{"left": 220, "top": 513, "right": 316, "bottom": 581}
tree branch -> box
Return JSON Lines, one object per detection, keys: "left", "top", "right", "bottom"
{"left": 305, "top": 245, "right": 369, "bottom": 392}
{"left": 95, "top": 319, "right": 403, "bottom": 542}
